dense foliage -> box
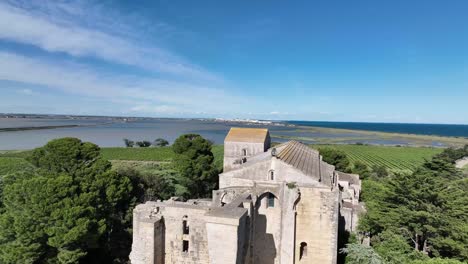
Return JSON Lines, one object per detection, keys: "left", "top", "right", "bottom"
{"left": 113, "top": 162, "right": 181, "bottom": 202}
{"left": 0, "top": 138, "right": 134, "bottom": 263}
{"left": 318, "top": 147, "right": 352, "bottom": 172}
{"left": 123, "top": 138, "right": 134, "bottom": 148}
{"left": 172, "top": 134, "right": 218, "bottom": 198}
{"left": 354, "top": 146, "right": 468, "bottom": 263}
{"left": 153, "top": 138, "right": 169, "bottom": 147}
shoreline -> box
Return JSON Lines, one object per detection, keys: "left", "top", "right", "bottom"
{"left": 0, "top": 124, "right": 80, "bottom": 132}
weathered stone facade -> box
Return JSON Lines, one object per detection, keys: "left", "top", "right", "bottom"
{"left": 130, "top": 127, "right": 362, "bottom": 264}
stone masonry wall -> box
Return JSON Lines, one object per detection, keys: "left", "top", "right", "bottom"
{"left": 294, "top": 186, "right": 339, "bottom": 264}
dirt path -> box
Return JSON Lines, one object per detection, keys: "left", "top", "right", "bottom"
{"left": 455, "top": 157, "right": 468, "bottom": 169}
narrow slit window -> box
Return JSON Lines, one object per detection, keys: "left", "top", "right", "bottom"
{"left": 267, "top": 193, "right": 275, "bottom": 208}
{"left": 183, "top": 240, "right": 189, "bottom": 252}
{"left": 183, "top": 220, "right": 189, "bottom": 235}
{"left": 270, "top": 170, "right": 274, "bottom": 180}
{"left": 242, "top": 149, "right": 247, "bottom": 156}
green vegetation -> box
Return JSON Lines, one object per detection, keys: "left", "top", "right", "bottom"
{"left": 318, "top": 147, "right": 352, "bottom": 172}
{"left": 153, "top": 138, "right": 169, "bottom": 147}
{"left": 1, "top": 137, "right": 466, "bottom": 263}
{"left": 351, "top": 146, "right": 468, "bottom": 264}
{"left": 0, "top": 138, "right": 134, "bottom": 263}
{"left": 172, "top": 134, "right": 219, "bottom": 198}
{"left": 0, "top": 157, "right": 33, "bottom": 175}
{"left": 0, "top": 134, "right": 220, "bottom": 263}
{"left": 274, "top": 125, "right": 468, "bottom": 147}
{"left": 313, "top": 144, "right": 442, "bottom": 171}
{"left": 340, "top": 243, "right": 383, "bottom": 264}
{"left": 100, "top": 146, "right": 175, "bottom": 161}
{"left": 463, "top": 164, "right": 468, "bottom": 176}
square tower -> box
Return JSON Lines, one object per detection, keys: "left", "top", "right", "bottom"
{"left": 223, "top": 127, "right": 270, "bottom": 172}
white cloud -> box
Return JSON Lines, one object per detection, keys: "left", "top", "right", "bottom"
{"left": 0, "top": 51, "right": 255, "bottom": 116}
{"left": 0, "top": 1, "right": 220, "bottom": 81}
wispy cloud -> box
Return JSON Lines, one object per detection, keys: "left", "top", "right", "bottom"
{"left": 0, "top": 1, "right": 220, "bottom": 82}
{"left": 17, "top": 88, "right": 36, "bottom": 95}
{"left": 0, "top": 51, "right": 251, "bottom": 116}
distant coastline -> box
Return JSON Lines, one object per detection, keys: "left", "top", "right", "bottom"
{"left": 2, "top": 113, "right": 467, "bottom": 138}
{"left": 287, "top": 120, "right": 468, "bottom": 138}
{"left": 0, "top": 124, "right": 80, "bottom": 132}
{"left": 1, "top": 114, "right": 467, "bottom": 150}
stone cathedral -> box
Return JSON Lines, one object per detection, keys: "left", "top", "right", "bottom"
{"left": 130, "top": 127, "right": 363, "bottom": 264}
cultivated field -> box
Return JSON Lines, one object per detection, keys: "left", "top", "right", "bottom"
{"left": 312, "top": 144, "right": 442, "bottom": 171}
{"left": 0, "top": 144, "right": 443, "bottom": 174}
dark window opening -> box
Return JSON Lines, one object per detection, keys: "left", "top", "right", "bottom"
{"left": 270, "top": 170, "right": 274, "bottom": 180}
{"left": 300, "top": 242, "right": 307, "bottom": 260}
{"left": 267, "top": 193, "right": 275, "bottom": 208}
{"left": 242, "top": 149, "right": 247, "bottom": 156}
{"left": 183, "top": 240, "right": 189, "bottom": 252}
{"left": 183, "top": 220, "right": 189, "bottom": 235}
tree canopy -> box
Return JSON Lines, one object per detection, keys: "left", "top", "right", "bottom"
{"left": 172, "top": 134, "right": 218, "bottom": 198}
{"left": 0, "top": 138, "right": 134, "bottom": 264}
{"left": 153, "top": 138, "right": 169, "bottom": 147}
{"left": 357, "top": 146, "right": 468, "bottom": 263}
{"left": 319, "top": 147, "right": 352, "bottom": 172}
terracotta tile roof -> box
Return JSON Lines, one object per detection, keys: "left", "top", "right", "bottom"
{"left": 276, "top": 140, "right": 321, "bottom": 178}
{"left": 224, "top": 127, "right": 269, "bottom": 143}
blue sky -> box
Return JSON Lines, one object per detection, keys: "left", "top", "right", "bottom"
{"left": 0, "top": 0, "right": 467, "bottom": 124}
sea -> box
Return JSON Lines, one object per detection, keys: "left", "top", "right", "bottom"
{"left": 0, "top": 117, "right": 467, "bottom": 150}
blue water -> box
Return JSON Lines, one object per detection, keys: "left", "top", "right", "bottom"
{"left": 288, "top": 121, "right": 468, "bottom": 138}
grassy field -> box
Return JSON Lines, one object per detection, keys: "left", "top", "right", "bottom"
{"left": 101, "top": 145, "right": 224, "bottom": 162}
{"left": 101, "top": 147, "right": 175, "bottom": 161}
{"left": 0, "top": 145, "right": 226, "bottom": 174}
{"left": 312, "top": 144, "right": 442, "bottom": 171}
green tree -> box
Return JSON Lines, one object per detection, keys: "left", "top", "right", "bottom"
{"left": 359, "top": 151, "right": 467, "bottom": 262}
{"left": 153, "top": 138, "right": 169, "bottom": 147}
{"left": 370, "top": 165, "right": 388, "bottom": 179}
{"left": 172, "top": 134, "right": 218, "bottom": 198}
{"left": 319, "top": 147, "right": 351, "bottom": 172}
{"left": 353, "top": 161, "right": 371, "bottom": 179}
{"left": 0, "top": 138, "right": 133, "bottom": 264}
{"left": 372, "top": 230, "right": 425, "bottom": 263}
{"left": 123, "top": 138, "right": 134, "bottom": 148}
{"left": 340, "top": 243, "right": 383, "bottom": 264}
{"left": 409, "top": 258, "right": 466, "bottom": 264}
{"left": 135, "top": 141, "right": 151, "bottom": 147}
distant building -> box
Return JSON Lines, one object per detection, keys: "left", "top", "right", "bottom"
{"left": 130, "top": 127, "right": 363, "bottom": 264}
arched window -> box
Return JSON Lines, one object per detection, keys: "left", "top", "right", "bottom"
{"left": 300, "top": 242, "right": 308, "bottom": 260}
{"left": 267, "top": 193, "right": 275, "bottom": 208}
{"left": 269, "top": 170, "right": 275, "bottom": 180}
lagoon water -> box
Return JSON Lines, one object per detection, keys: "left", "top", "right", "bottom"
{"left": 0, "top": 118, "right": 465, "bottom": 150}
{"left": 289, "top": 121, "right": 468, "bottom": 138}
{"left": 0, "top": 118, "right": 294, "bottom": 149}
